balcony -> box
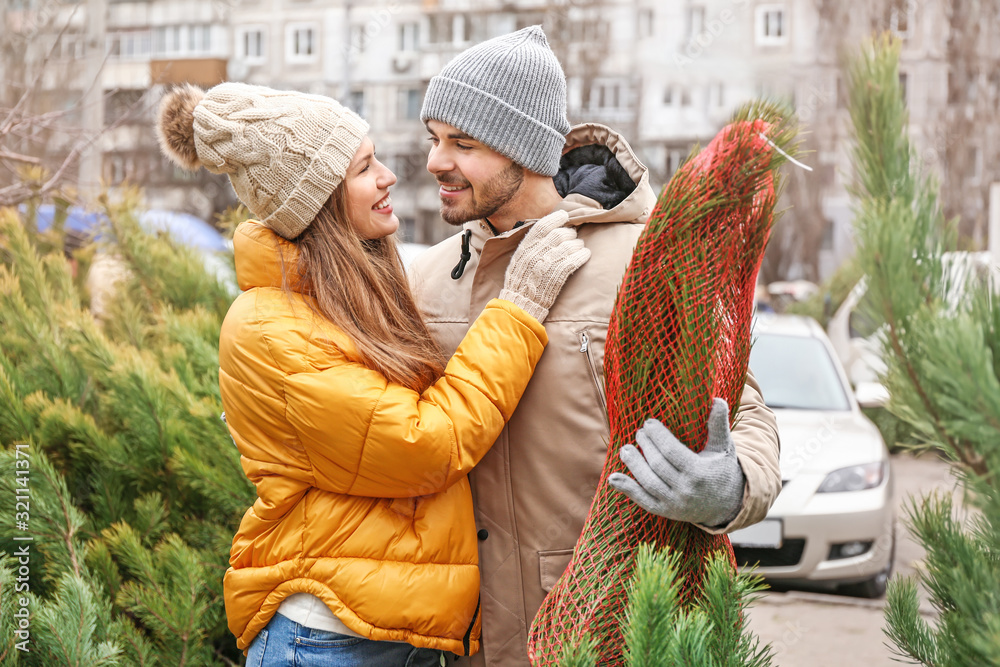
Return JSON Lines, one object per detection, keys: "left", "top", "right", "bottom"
{"left": 150, "top": 59, "right": 227, "bottom": 87}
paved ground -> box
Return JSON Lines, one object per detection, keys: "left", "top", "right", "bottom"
{"left": 744, "top": 452, "right": 957, "bottom": 666}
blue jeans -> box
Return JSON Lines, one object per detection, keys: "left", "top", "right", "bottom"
{"left": 246, "top": 612, "right": 445, "bottom": 667}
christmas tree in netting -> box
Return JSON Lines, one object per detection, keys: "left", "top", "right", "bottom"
{"left": 528, "top": 102, "right": 797, "bottom": 665}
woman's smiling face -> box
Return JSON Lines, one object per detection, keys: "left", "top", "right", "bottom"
{"left": 343, "top": 137, "right": 399, "bottom": 240}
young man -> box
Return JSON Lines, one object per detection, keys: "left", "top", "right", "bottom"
{"left": 410, "top": 26, "right": 781, "bottom": 666}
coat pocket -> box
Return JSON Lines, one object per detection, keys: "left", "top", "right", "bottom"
{"left": 538, "top": 548, "right": 575, "bottom": 592}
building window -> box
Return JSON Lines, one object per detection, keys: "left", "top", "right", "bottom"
{"left": 452, "top": 14, "right": 471, "bottom": 43}
{"left": 886, "top": 4, "right": 911, "bottom": 39}
{"left": 189, "top": 25, "right": 210, "bottom": 52}
{"left": 429, "top": 14, "right": 470, "bottom": 44}
{"left": 428, "top": 14, "right": 452, "bottom": 44}
{"left": 348, "top": 90, "right": 364, "bottom": 116}
{"left": 398, "top": 88, "right": 421, "bottom": 121}
{"left": 821, "top": 219, "right": 835, "bottom": 251}
{"left": 637, "top": 8, "right": 654, "bottom": 38}
{"left": 286, "top": 24, "right": 318, "bottom": 62}
{"left": 237, "top": 27, "right": 266, "bottom": 62}
{"left": 711, "top": 82, "right": 725, "bottom": 107}
{"left": 398, "top": 22, "right": 420, "bottom": 51}
{"left": 898, "top": 71, "right": 908, "bottom": 105}
{"left": 680, "top": 87, "right": 692, "bottom": 107}
{"left": 488, "top": 13, "right": 517, "bottom": 39}
{"left": 663, "top": 85, "right": 673, "bottom": 106}
{"left": 966, "top": 147, "right": 983, "bottom": 184}
{"left": 666, "top": 148, "right": 687, "bottom": 179}
{"left": 152, "top": 25, "right": 212, "bottom": 57}
{"left": 107, "top": 31, "right": 150, "bottom": 60}
{"left": 755, "top": 5, "right": 788, "bottom": 46}
{"left": 686, "top": 5, "right": 705, "bottom": 41}
{"left": 59, "top": 34, "right": 85, "bottom": 59}
{"left": 105, "top": 89, "right": 145, "bottom": 125}
{"left": 592, "top": 81, "right": 626, "bottom": 110}
{"left": 570, "top": 20, "right": 607, "bottom": 44}
{"left": 349, "top": 24, "right": 367, "bottom": 55}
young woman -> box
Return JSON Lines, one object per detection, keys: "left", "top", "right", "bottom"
{"left": 156, "top": 83, "right": 588, "bottom": 667}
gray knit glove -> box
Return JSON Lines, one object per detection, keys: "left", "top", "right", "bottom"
{"left": 608, "top": 398, "right": 746, "bottom": 528}
{"left": 499, "top": 210, "right": 590, "bottom": 323}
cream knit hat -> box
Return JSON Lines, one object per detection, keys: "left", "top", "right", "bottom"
{"left": 156, "top": 82, "right": 368, "bottom": 240}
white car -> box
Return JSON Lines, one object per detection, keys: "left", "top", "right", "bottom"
{"left": 827, "top": 251, "right": 996, "bottom": 393}
{"left": 731, "top": 314, "right": 895, "bottom": 598}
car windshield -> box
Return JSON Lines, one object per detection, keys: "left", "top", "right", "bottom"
{"left": 749, "top": 334, "right": 852, "bottom": 411}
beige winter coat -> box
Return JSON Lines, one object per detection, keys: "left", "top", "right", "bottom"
{"left": 409, "top": 123, "right": 781, "bottom": 666}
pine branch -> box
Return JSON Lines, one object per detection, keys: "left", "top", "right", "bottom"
{"left": 884, "top": 578, "right": 940, "bottom": 665}
{"left": 695, "top": 553, "right": 774, "bottom": 667}
{"left": 623, "top": 544, "right": 684, "bottom": 666}
{"left": 1, "top": 190, "right": 245, "bottom": 663}
{"left": 108, "top": 618, "right": 159, "bottom": 667}
{"left": 558, "top": 633, "right": 599, "bottom": 667}
{"left": 0, "top": 359, "right": 34, "bottom": 444}
{"left": 32, "top": 573, "right": 122, "bottom": 667}
{"left": 105, "top": 526, "right": 217, "bottom": 666}
{"left": 0, "top": 447, "right": 88, "bottom": 584}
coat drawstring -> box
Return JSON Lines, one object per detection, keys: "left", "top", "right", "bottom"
{"left": 451, "top": 229, "right": 472, "bottom": 280}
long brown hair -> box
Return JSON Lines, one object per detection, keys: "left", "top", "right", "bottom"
{"left": 284, "top": 186, "right": 444, "bottom": 393}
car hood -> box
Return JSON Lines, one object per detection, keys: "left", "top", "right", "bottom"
{"left": 771, "top": 408, "right": 886, "bottom": 479}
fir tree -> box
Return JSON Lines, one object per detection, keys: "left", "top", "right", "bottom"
{"left": 0, "top": 190, "right": 252, "bottom": 665}
{"left": 845, "top": 34, "right": 1000, "bottom": 665}
{"left": 558, "top": 544, "right": 774, "bottom": 667}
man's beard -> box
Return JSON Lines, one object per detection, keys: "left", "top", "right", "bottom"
{"left": 439, "top": 162, "right": 525, "bottom": 226}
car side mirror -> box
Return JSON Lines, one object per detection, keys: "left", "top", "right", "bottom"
{"left": 855, "top": 382, "right": 889, "bottom": 409}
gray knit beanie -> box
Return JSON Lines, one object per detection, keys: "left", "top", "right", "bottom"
{"left": 420, "top": 26, "right": 571, "bottom": 177}
{"left": 156, "top": 82, "right": 368, "bottom": 240}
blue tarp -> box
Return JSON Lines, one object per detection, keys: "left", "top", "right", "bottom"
{"left": 30, "top": 205, "right": 228, "bottom": 253}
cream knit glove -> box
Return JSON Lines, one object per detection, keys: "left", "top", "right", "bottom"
{"left": 499, "top": 210, "right": 590, "bottom": 323}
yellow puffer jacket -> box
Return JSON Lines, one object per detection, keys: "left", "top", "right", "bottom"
{"left": 220, "top": 222, "right": 547, "bottom": 655}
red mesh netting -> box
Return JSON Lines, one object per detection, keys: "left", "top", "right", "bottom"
{"left": 527, "top": 113, "right": 790, "bottom": 665}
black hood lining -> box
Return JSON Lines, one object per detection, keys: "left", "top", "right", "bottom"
{"left": 553, "top": 144, "right": 638, "bottom": 211}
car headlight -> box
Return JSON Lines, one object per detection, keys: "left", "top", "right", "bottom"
{"left": 816, "top": 462, "right": 885, "bottom": 493}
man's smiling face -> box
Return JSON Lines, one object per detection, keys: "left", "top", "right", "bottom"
{"left": 425, "top": 120, "right": 525, "bottom": 226}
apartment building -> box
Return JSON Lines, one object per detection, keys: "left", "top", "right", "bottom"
{"left": 7, "top": 0, "right": 995, "bottom": 278}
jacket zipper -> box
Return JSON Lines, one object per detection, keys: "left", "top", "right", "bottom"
{"left": 461, "top": 596, "right": 480, "bottom": 655}
{"left": 579, "top": 331, "right": 610, "bottom": 427}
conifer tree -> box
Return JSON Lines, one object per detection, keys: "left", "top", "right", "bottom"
{"left": 0, "top": 189, "right": 252, "bottom": 665}
{"left": 845, "top": 34, "right": 1000, "bottom": 665}
{"left": 558, "top": 545, "right": 774, "bottom": 667}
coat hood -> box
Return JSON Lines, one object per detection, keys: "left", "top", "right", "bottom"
{"left": 448, "top": 123, "right": 658, "bottom": 272}
{"left": 233, "top": 221, "right": 304, "bottom": 292}
{"left": 553, "top": 123, "right": 657, "bottom": 226}
{"left": 458, "top": 123, "right": 656, "bottom": 239}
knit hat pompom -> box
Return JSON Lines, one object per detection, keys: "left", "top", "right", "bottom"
{"left": 156, "top": 84, "right": 206, "bottom": 171}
